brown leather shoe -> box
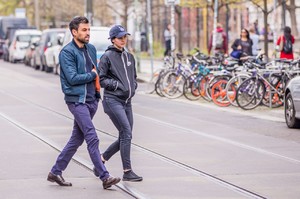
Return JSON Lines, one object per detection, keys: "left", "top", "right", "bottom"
{"left": 47, "top": 172, "right": 72, "bottom": 186}
{"left": 102, "top": 176, "right": 121, "bottom": 189}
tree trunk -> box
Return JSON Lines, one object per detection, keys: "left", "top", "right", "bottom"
{"left": 263, "top": 0, "right": 269, "bottom": 60}
{"left": 286, "top": 0, "right": 299, "bottom": 37}
{"left": 175, "top": 6, "right": 182, "bottom": 53}
{"left": 196, "top": 8, "right": 201, "bottom": 48}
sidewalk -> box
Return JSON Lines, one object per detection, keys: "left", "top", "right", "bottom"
{"left": 136, "top": 58, "right": 164, "bottom": 83}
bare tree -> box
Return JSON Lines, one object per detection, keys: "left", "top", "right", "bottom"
{"left": 284, "top": 0, "right": 300, "bottom": 37}
{"left": 105, "top": 0, "right": 134, "bottom": 29}
{"left": 249, "top": 0, "right": 274, "bottom": 59}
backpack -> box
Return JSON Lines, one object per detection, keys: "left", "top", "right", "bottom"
{"left": 215, "top": 32, "right": 224, "bottom": 49}
{"left": 283, "top": 37, "right": 293, "bottom": 54}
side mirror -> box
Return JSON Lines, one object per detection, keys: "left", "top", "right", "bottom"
{"left": 58, "top": 37, "right": 63, "bottom": 46}
{"left": 32, "top": 41, "right": 39, "bottom": 47}
{"left": 47, "top": 41, "right": 52, "bottom": 47}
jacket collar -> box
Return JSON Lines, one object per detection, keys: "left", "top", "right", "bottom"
{"left": 72, "top": 39, "right": 86, "bottom": 50}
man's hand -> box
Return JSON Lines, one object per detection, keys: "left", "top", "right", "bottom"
{"left": 92, "top": 68, "right": 97, "bottom": 75}
{"left": 92, "top": 66, "right": 100, "bottom": 94}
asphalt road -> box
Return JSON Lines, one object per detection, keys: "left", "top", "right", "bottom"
{"left": 1, "top": 60, "right": 300, "bottom": 199}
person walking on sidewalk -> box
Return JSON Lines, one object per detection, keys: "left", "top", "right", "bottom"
{"left": 208, "top": 23, "right": 228, "bottom": 55}
{"left": 47, "top": 16, "right": 120, "bottom": 189}
{"left": 249, "top": 27, "right": 260, "bottom": 56}
{"left": 164, "top": 24, "right": 171, "bottom": 57}
{"left": 276, "top": 26, "right": 295, "bottom": 60}
{"left": 97, "top": 25, "right": 143, "bottom": 182}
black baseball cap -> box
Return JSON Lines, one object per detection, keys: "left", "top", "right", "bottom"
{"left": 108, "top": 25, "right": 130, "bottom": 39}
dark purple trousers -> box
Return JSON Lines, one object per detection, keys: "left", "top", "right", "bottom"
{"left": 51, "top": 100, "right": 109, "bottom": 181}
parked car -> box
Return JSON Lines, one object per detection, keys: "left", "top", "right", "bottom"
{"left": 0, "top": 16, "right": 28, "bottom": 58}
{"left": 8, "top": 29, "right": 41, "bottom": 63}
{"left": 55, "top": 26, "right": 110, "bottom": 75}
{"left": 285, "top": 76, "right": 300, "bottom": 128}
{"left": 43, "top": 31, "right": 65, "bottom": 74}
{"left": 24, "top": 36, "right": 40, "bottom": 66}
{"left": 3, "top": 27, "right": 36, "bottom": 62}
{"left": 33, "top": 28, "right": 66, "bottom": 72}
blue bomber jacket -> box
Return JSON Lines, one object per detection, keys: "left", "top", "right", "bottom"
{"left": 59, "top": 39, "right": 98, "bottom": 103}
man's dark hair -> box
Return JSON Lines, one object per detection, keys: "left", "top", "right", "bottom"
{"left": 69, "top": 16, "right": 89, "bottom": 36}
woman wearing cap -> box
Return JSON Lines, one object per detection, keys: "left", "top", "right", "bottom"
{"left": 97, "top": 25, "right": 142, "bottom": 182}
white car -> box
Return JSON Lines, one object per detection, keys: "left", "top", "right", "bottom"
{"left": 33, "top": 28, "right": 66, "bottom": 72}
{"left": 44, "top": 32, "right": 65, "bottom": 73}
{"left": 8, "top": 29, "right": 42, "bottom": 63}
{"left": 55, "top": 26, "right": 110, "bottom": 75}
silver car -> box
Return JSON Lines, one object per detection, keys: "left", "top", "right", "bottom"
{"left": 8, "top": 29, "right": 41, "bottom": 63}
{"left": 285, "top": 76, "right": 300, "bottom": 128}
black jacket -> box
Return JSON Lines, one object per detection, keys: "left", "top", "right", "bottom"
{"left": 231, "top": 38, "right": 253, "bottom": 56}
{"left": 99, "top": 45, "right": 137, "bottom": 103}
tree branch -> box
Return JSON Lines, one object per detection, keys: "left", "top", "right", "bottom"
{"left": 105, "top": 2, "right": 123, "bottom": 17}
{"left": 249, "top": 0, "right": 264, "bottom": 11}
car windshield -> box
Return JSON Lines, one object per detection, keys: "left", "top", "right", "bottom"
{"left": 17, "top": 35, "right": 40, "bottom": 43}
{"left": 89, "top": 29, "right": 110, "bottom": 51}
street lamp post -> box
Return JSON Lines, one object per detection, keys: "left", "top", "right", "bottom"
{"left": 34, "top": 0, "right": 40, "bottom": 29}
{"left": 135, "top": 0, "right": 141, "bottom": 73}
{"left": 147, "top": 0, "right": 154, "bottom": 77}
{"left": 212, "top": 0, "right": 218, "bottom": 55}
{"left": 165, "top": 0, "right": 180, "bottom": 65}
{"left": 85, "top": 0, "right": 93, "bottom": 25}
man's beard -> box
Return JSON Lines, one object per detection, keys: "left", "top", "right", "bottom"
{"left": 78, "top": 37, "right": 89, "bottom": 44}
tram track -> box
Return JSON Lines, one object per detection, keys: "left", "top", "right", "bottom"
{"left": 0, "top": 111, "right": 146, "bottom": 199}
{"left": 0, "top": 90, "right": 273, "bottom": 199}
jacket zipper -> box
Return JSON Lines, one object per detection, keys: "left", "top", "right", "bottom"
{"left": 87, "top": 50, "right": 97, "bottom": 68}
{"left": 121, "top": 52, "right": 131, "bottom": 103}
{"left": 82, "top": 51, "right": 87, "bottom": 103}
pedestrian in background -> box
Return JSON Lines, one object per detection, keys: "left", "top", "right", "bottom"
{"left": 208, "top": 23, "right": 228, "bottom": 55}
{"left": 97, "top": 25, "right": 143, "bottom": 182}
{"left": 276, "top": 26, "right": 294, "bottom": 60}
{"left": 253, "top": 20, "right": 260, "bottom": 35}
{"left": 231, "top": 28, "right": 253, "bottom": 58}
{"left": 47, "top": 16, "right": 120, "bottom": 189}
{"left": 249, "top": 27, "right": 260, "bottom": 56}
{"left": 164, "top": 24, "right": 171, "bottom": 57}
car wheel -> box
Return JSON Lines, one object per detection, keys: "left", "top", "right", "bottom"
{"left": 10, "top": 56, "right": 16, "bottom": 63}
{"left": 285, "top": 92, "right": 300, "bottom": 128}
{"left": 33, "top": 57, "right": 39, "bottom": 70}
{"left": 55, "top": 63, "right": 60, "bottom": 75}
{"left": 29, "top": 58, "right": 34, "bottom": 67}
{"left": 45, "top": 65, "right": 53, "bottom": 73}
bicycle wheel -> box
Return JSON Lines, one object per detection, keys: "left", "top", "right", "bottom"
{"left": 211, "top": 79, "right": 231, "bottom": 107}
{"left": 226, "top": 74, "right": 250, "bottom": 107}
{"left": 183, "top": 73, "right": 201, "bottom": 101}
{"left": 262, "top": 76, "right": 284, "bottom": 108}
{"left": 146, "top": 68, "right": 163, "bottom": 94}
{"left": 199, "top": 74, "right": 213, "bottom": 102}
{"left": 205, "top": 75, "right": 231, "bottom": 102}
{"left": 155, "top": 69, "right": 170, "bottom": 97}
{"left": 160, "top": 71, "right": 185, "bottom": 99}
{"left": 236, "top": 77, "right": 265, "bottom": 110}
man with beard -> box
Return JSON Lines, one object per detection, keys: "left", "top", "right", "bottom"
{"left": 47, "top": 16, "right": 120, "bottom": 189}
